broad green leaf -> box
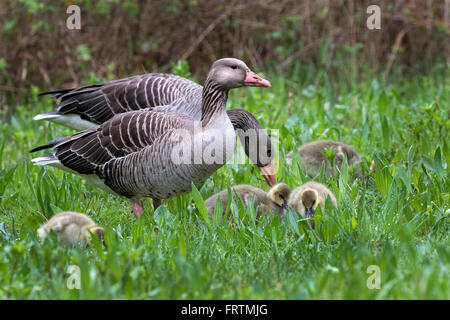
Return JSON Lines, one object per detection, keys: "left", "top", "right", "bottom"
{"left": 378, "top": 91, "right": 387, "bottom": 116}
{"left": 191, "top": 183, "right": 209, "bottom": 223}
{"left": 178, "top": 235, "right": 186, "bottom": 258}
{"left": 286, "top": 209, "right": 300, "bottom": 236}
{"left": 351, "top": 217, "right": 357, "bottom": 230}
{"left": 396, "top": 165, "right": 412, "bottom": 194}
{"left": 381, "top": 115, "right": 390, "bottom": 148}
{"left": 213, "top": 197, "right": 223, "bottom": 223}
{"left": 374, "top": 165, "right": 392, "bottom": 198}
{"left": 443, "top": 140, "right": 450, "bottom": 169}
{"left": 434, "top": 146, "right": 444, "bottom": 180}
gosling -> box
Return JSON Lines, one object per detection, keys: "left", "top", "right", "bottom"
{"left": 289, "top": 181, "right": 337, "bottom": 228}
{"left": 204, "top": 183, "right": 291, "bottom": 219}
{"left": 37, "top": 211, "right": 104, "bottom": 246}
{"left": 286, "top": 140, "right": 361, "bottom": 177}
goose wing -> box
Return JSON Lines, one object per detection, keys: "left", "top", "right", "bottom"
{"left": 31, "top": 109, "right": 192, "bottom": 175}
{"left": 39, "top": 74, "right": 202, "bottom": 124}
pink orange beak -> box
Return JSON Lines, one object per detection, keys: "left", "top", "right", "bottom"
{"left": 244, "top": 70, "right": 271, "bottom": 87}
{"left": 259, "top": 163, "right": 276, "bottom": 186}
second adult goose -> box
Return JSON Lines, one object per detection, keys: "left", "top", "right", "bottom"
{"left": 34, "top": 73, "right": 275, "bottom": 185}
{"left": 31, "top": 58, "right": 271, "bottom": 218}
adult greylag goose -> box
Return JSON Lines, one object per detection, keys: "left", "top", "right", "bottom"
{"left": 31, "top": 58, "right": 271, "bottom": 218}
{"left": 289, "top": 181, "right": 337, "bottom": 228}
{"left": 286, "top": 140, "right": 361, "bottom": 177}
{"left": 37, "top": 211, "right": 104, "bottom": 246}
{"left": 34, "top": 73, "right": 275, "bottom": 185}
{"left": 204, "top": 183, "right": 291, "bottom": 219}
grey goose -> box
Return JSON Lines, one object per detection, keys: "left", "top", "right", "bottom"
{"left": 34, "top": 72, "right": 275, "bottom": 186}
{"left": 31, "top": 58, "right": 271, "bottom": 218}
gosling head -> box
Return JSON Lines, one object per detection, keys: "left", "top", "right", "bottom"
{"left": 266, "top": 183, "right": 291, "bottom": 210}
{"left": 297, "top": 188, "right": 321, "bottom": 219}
{"left": 334, "top": 145, "right": 361, "bottom": 170}
{"left": 208, "top": 58, "right": 271, "bottom": 89}
{"left": 80, "top": 225, "right": 105, "bottom": 245}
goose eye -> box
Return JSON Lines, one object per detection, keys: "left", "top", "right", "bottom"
{"left": 231, "top": 65, "right": 237, "bottom": 70}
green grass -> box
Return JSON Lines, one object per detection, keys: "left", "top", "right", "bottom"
{"left": 0, "top": 65, "right": 448, "bottom": 299}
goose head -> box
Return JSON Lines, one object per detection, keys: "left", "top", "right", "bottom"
{"left": 208, "top": 58, "right": 271, "bottom": 89}
{"left": 227, "top": 108, "right": 275, "bottom": 186}
{"left": 243, "top": 128, "right": 275, "bottom": 186}
{"left": 252, "top": 130, "right": 275, "bottom": 186}
{"left": 266, "top": 183, "right": 291, "bottom": 210}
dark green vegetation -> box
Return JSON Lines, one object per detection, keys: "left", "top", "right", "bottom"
{"left": 1, "top": 0, "right": 448, "bottom": 107}
{"left": 0, "top": 62, "right": 448, "bottom": 299}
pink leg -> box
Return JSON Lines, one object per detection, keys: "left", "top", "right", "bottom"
{"left": 132, "top": 201, "right": 144, "bottom": 219}
{"left": 153, "top": 198, "right": 162, "bottom": 210}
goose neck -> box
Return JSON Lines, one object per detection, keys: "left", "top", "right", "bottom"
{"left": 201, "top": 78, "right": 228, "bottom": 127}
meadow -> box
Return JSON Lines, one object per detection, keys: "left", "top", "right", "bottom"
{"left": 0, "top": 62, "right": 448, "bottom": 299}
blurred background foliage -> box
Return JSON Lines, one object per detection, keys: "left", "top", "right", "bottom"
{"left": 0, "top": 0, "right": 448, "bottom": 111}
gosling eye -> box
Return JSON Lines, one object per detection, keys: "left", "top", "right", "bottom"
{"left": 312, "top": 200, "right": 316, "bottom": 205}
{"left": 230, "top": 65, "right": 237, "bottom": 70}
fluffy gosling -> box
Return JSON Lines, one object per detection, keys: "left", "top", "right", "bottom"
{"left": 289, "top": 181, "right": 337, "bottom": 228}
{"left": 205, "top": 183, "right": 291, "bottom": 219}
{"left": 37, "top": 211, "right": 104, "bottom": 246}
{"left": 286, "top": 140, "right": 361, "bottom": 177}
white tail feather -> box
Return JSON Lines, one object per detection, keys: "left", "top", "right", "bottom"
{"left": 31, "top": 157, "right": 78, "bottom": 174}
{"left": 33, "top": 113, "right": 96, "bottom": 131}
{"left": 31, "top": 156, "right": 60, "bottom": 166}
{"left": 31, "top": 156, "right": 117, "bottom": 195}
{"left": 33, "top": 113, "right": 60, "bottom": 121}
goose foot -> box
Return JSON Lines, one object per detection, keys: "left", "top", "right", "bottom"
{"left": 153, "top": 198, "right": 161, "bottom": 210}
{"left": 132, "top": 201, "right": 144, "bottom": 219}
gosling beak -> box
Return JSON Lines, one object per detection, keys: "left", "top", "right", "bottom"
{"left": 282, "top": 201, "right": 289, "bottom": 210}
{"left": 305, "top": 207, "right": 315, "bottom": 229}
{"left": 244, "top": 70, "right": 271, "bottom": 87}
{"left": 259, "top": 163, "right": 276, "bottom": 186}
{"left": 305, "top": 207, "right": 314, "bottom": 219}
